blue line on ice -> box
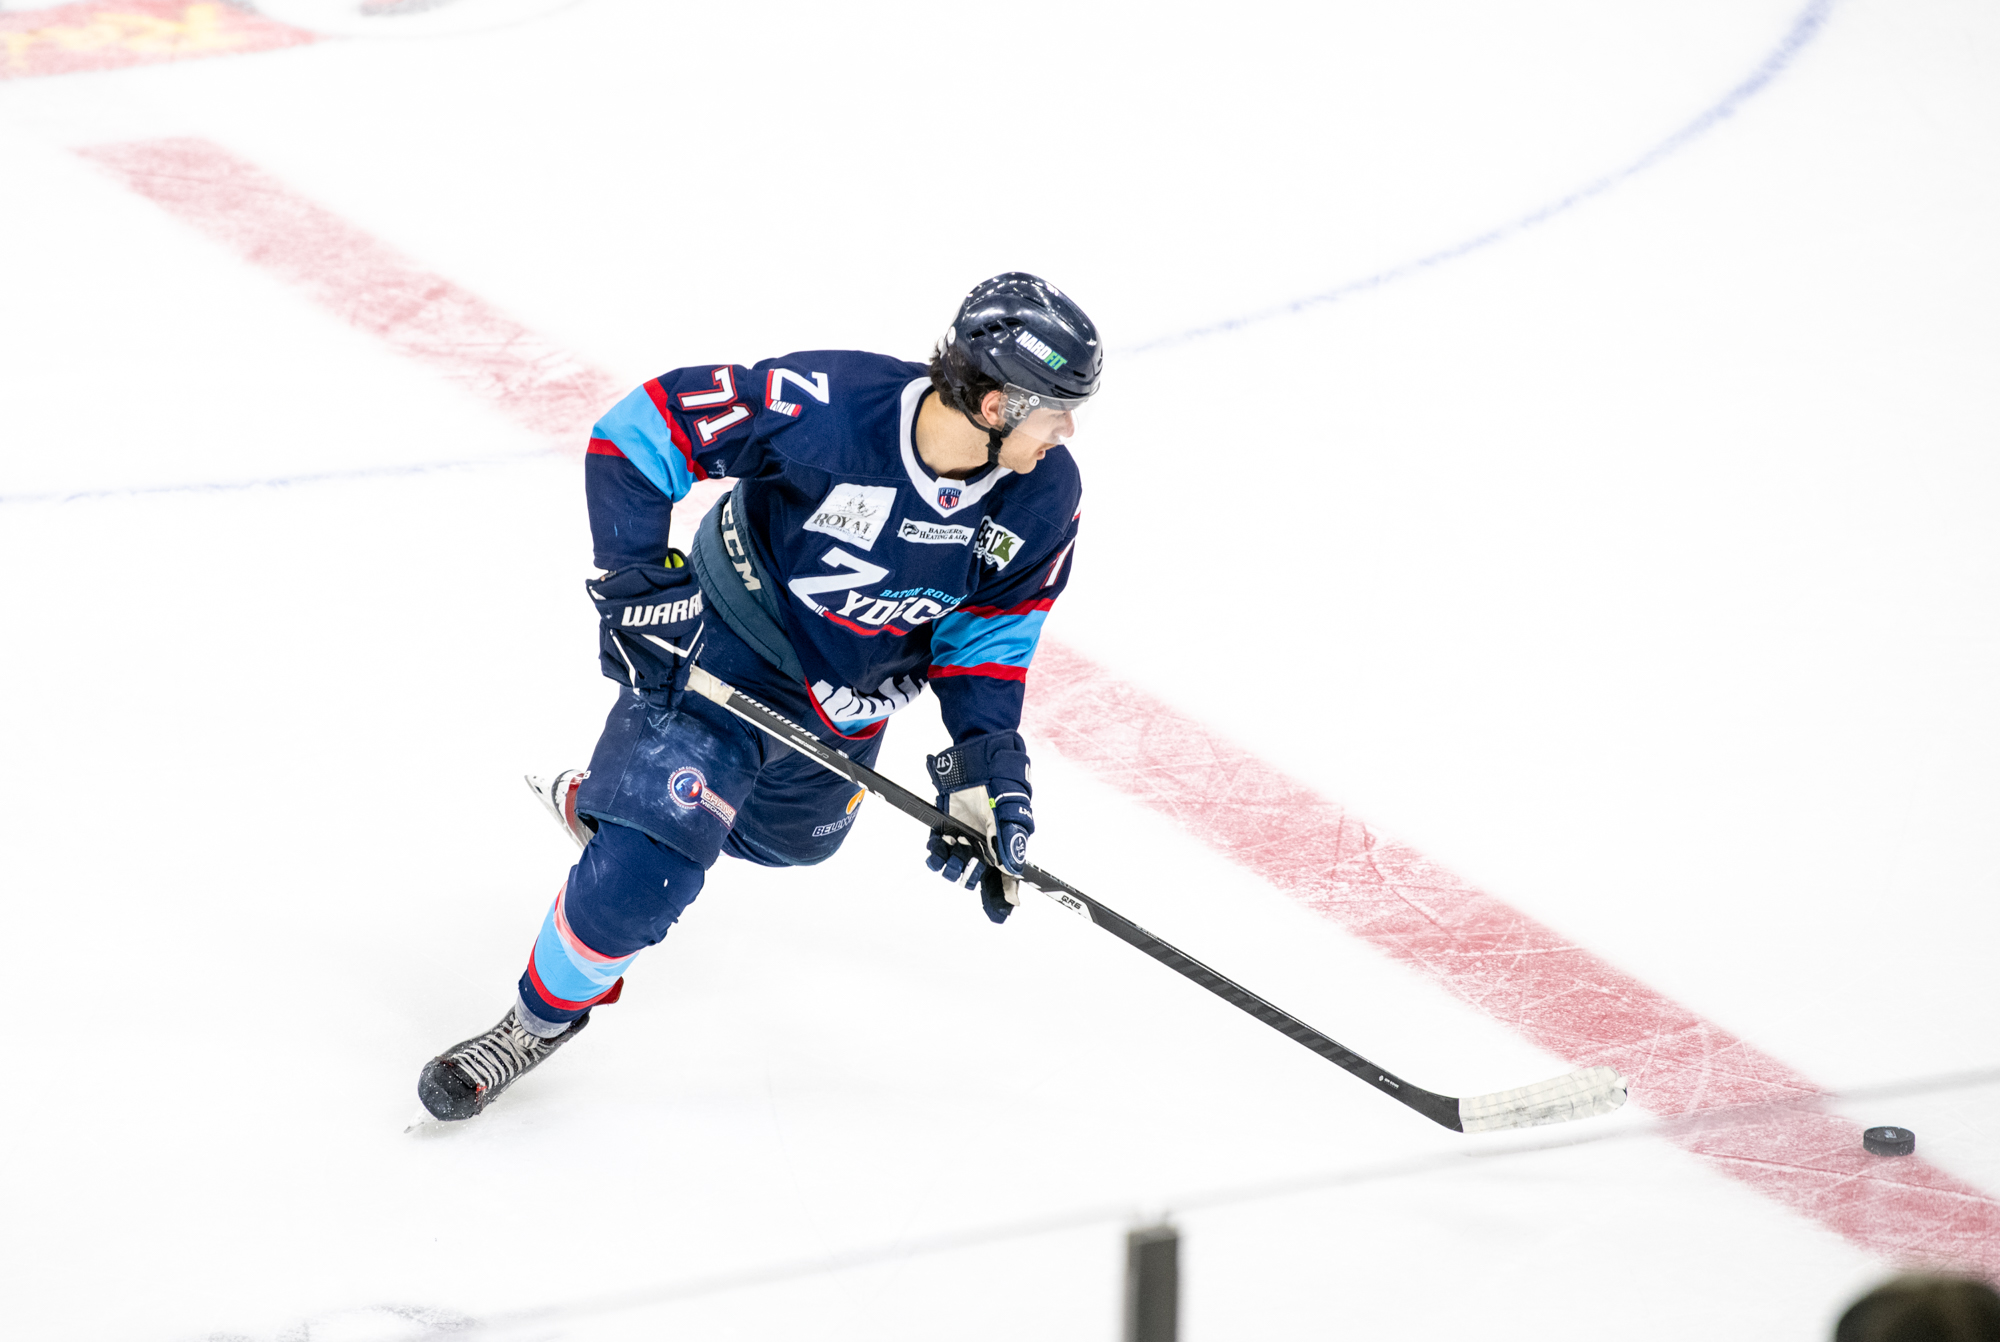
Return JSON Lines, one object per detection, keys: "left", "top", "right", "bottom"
{"left": 4, "top": 0, "right": 1836, "bottom": 507}
{"left": 0, "top": 453, "right": 550, "bottom": 506}
{"left": 1126, "top": 0, "right": 1838, "bottom": 354}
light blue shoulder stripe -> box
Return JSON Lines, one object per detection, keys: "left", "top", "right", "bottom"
{"left": 593, "top": 387, "right": 695, "bottom": 501}
{"left": 931, "top": 608, "right": 1048, "bottom": 670}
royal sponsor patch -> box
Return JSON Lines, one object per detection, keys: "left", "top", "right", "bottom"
{"left": 898, "top": 518, "right": 973, "bottom": 546}
{"left": 803, "top": 482, "right": 898, "bottom": 551}
{"left": 974, "top": 516, "right": 1024, "bottom": 570}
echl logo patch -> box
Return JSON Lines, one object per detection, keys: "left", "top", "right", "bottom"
{"left": 668, "top": 766, "right": 706, "bottom": 810}
{"left": 937, "top": 486, "right": 961, "bottom": 509}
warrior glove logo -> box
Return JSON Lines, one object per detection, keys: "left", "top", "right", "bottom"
{"left": 621, "top": 592, "right": 703, "bottom": 626}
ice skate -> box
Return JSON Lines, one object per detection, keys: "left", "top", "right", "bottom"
{"left": 525, "top": 768, "right": 593, "bottom": 849}
{"left": 416, "top": 1004, "right": 590, "bottom": 1122}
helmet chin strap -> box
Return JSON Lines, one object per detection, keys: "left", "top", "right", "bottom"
{"left": 956, "top": 402, "right": 1008, "bottom": 469}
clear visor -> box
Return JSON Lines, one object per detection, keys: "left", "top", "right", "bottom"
{"left": 1000, "top": 384, "right": 1092, "bottom": 444}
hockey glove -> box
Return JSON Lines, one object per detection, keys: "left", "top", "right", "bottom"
{"left": 588, "top": 554, "right": 705, "bottom": 705}
{"left": 924, "top": 732, "right": 1033, "bottom": 924}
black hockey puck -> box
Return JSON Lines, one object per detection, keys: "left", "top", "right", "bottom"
{"left": 1862, "top": 1126, "right": 1916, "bottom": 1157}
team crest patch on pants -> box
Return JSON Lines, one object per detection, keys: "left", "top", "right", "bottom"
{"left": 668, "top": 765, "right": 737, "bottom": 827}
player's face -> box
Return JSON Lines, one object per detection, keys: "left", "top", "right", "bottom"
{"left": 996, "top": 407, "right": 1074, "bottom": 472}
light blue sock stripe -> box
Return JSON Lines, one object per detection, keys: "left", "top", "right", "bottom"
{"left": 530, "top": 905, "right": 637, "bottom": 1004}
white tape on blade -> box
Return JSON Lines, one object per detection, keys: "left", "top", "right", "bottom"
{"left": 1458, "top": 1066, "right": 1628, "bottom": 1133}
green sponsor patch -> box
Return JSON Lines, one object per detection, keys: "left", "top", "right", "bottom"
{"left": 974, "top": 517, "right": 1023, "bottom": 570}
{"left": 1017, "top": 331, "right": 1068, "bottom": 372}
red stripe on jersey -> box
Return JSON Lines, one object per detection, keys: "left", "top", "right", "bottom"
{"left": 586, "top": 438, "right": 626, "bottom": 458}
{"left": 823, "top": 610, "right": 911, "bottom": 638}
{"left": 954, "top": 597, "right": 1057, "bottom": 620}
{"left": 930, "top": 662, "right": 1029, "bottom": 682}
{"left": 643, "top": 378, "right": 710, "bottom": 482}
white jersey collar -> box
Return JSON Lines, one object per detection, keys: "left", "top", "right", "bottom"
{"left": 899, "top": 377, "right": 1011, "bottom": 519}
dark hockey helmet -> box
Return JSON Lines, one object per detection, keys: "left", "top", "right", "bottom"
{"left": 936, "top": 273, "right": 1103, "bottom": 431}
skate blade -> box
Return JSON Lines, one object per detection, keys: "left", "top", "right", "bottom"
{"left": 403, "top": 1106, "right": 459, "bottom": 1136}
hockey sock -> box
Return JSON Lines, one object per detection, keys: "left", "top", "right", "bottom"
{"left": 518, "top": 821, "right": 709, "bottom": 1028}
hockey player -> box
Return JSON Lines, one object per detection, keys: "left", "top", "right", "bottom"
{"left": 417, "top": 274, "right": 1101, "bottom": 1121}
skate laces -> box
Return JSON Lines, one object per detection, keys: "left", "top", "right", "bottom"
{"left": 446, "top": 1009, "right": 563, "bottom": 1094}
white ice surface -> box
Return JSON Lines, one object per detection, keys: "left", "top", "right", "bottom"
{"left": 1, "top": 1, "right": 1996, "bottom": 1339}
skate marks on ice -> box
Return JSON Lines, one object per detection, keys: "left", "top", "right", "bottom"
{"left": 54, "top": 120, "right": 1997, "bottom": 1277}
{"left": 1128, "top": 0, "right": 1838, "bottom": 353}
{"left": 0, "top": 453, "right": 559, "bottom": 508}
{"left": 74, "top": 138, "right": 619, "bottom": 449}
{"left": 22, "top": 1, "right": 1838, "bottom": 495}
{"left": 6, "top": 136, "right": 719, "bottom": 508}
{"left": 1023, "top": 641, "right": 2000, "bottom": 1276}
{"left": 235, "top": 1066, "right": 2000, "bottom": 1342}
{"left": 197, "top": 1303, "right": 477, "bottom": 1342}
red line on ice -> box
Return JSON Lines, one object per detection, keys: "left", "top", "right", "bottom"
{"left": 73, "top": 138, "right": 619, "bottom": 448}
{"left": 80, "top": 137, "right": 1999, "bottom": 1274}
{"left": 1021, "top": 642, "right": 2000, "bottom": 1275}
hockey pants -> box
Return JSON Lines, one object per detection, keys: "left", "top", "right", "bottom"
{"left": 518, "top": 675, "right": 880, "bottom": 1029}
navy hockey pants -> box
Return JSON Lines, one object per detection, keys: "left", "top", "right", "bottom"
{"left": 517, "top": 661, "right": 880, "bottom": 1027}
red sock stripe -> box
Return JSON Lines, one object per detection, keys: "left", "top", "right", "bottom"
{"left": 525, "top": 955, "right": 621, "bottom": 1014}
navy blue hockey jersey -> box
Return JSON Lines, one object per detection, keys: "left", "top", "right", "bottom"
{"left": 583, "top": 350, "right": 1081, "bottom": 745}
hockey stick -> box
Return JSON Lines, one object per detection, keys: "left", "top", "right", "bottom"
{"left": 683, "top": 667, "right": 1627, "bottom": 1134}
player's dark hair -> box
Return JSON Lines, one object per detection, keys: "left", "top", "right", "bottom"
{"left": 928, "top": 346, "right": 1003, "bottom": 418}
{"left": 1835, "top": 1275, "right": 2000, "bottom": 1342}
